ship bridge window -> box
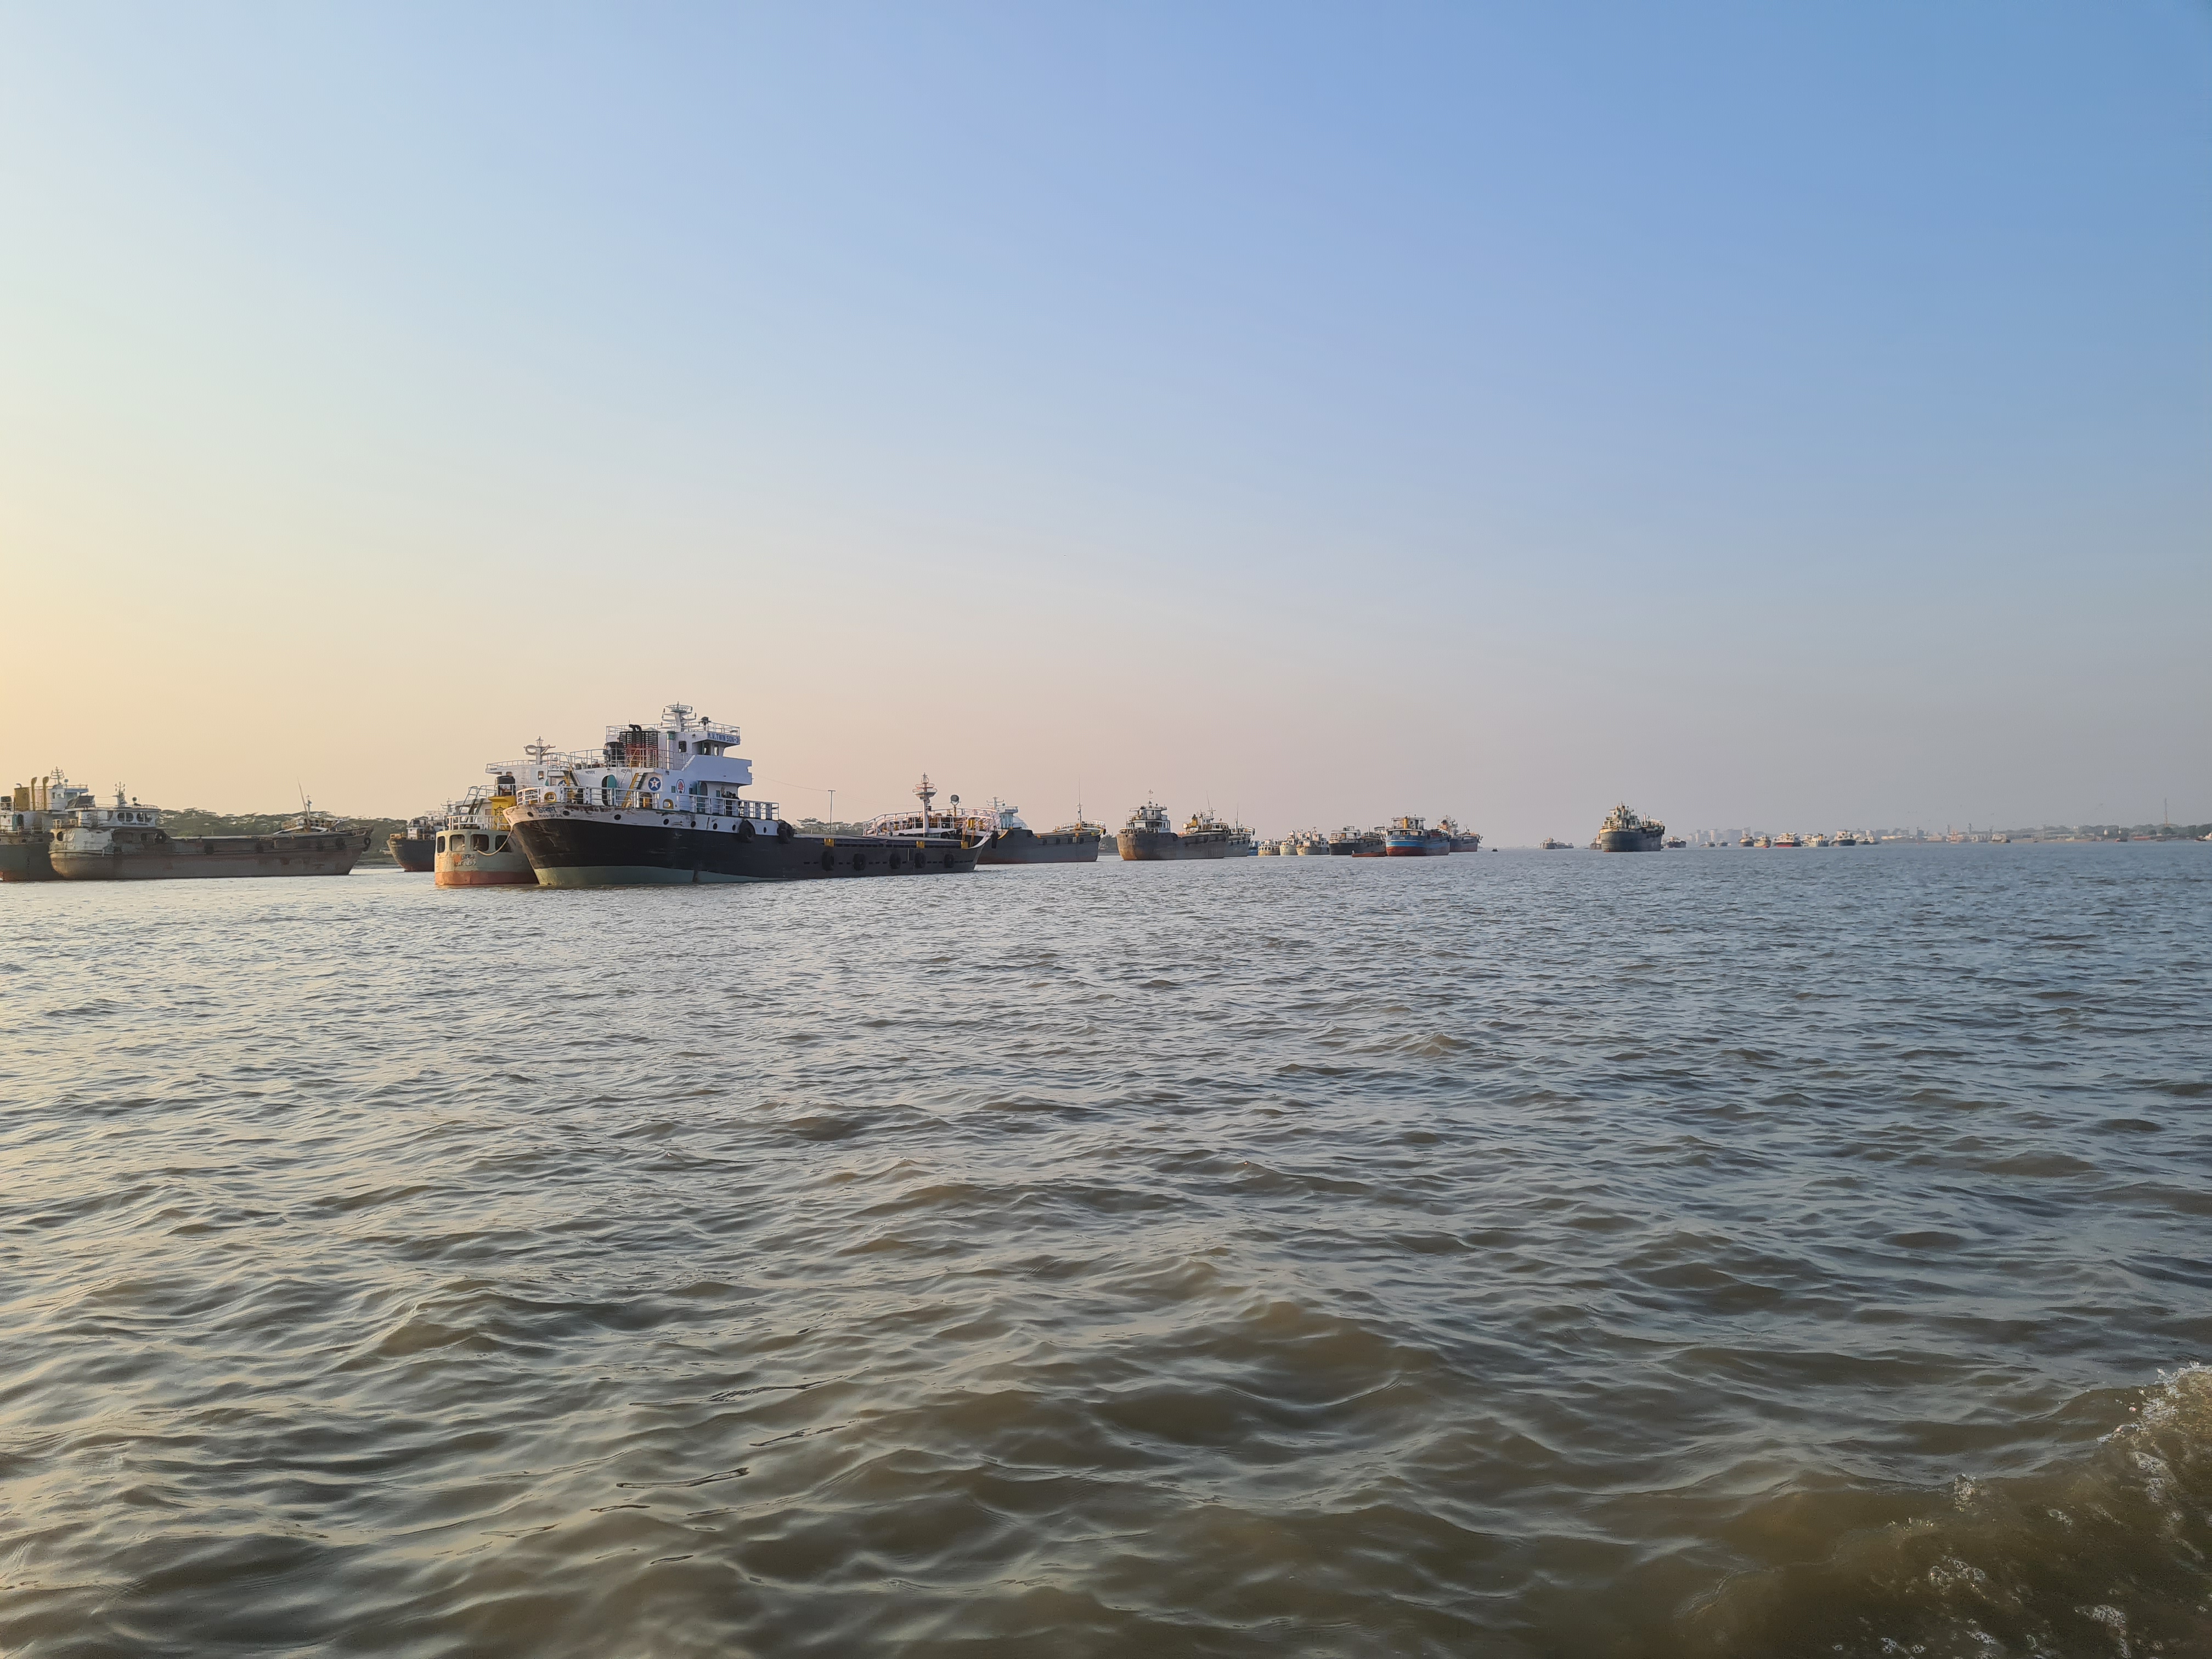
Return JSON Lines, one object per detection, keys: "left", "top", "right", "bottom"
{"left": 472, "top": 833, "right": 491, "bottom": 852}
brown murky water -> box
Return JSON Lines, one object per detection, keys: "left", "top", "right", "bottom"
{"left": 3, "top": 846, "right": 2208, "bottom": 1657}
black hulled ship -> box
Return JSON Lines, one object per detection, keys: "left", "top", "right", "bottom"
{"left": 501, "top": 707, "right": 983, "bottom": 885}
{"left": 388, "top": 815, "right": 436, "bottom": 872}
{"left": 975, "top": 799, "right": 1103, "bottom": 865}
{"left": 1593, "top": 803, "right": 1666, "bottom": 853}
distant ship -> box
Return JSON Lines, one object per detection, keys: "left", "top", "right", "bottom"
{"left": 1593, "top": 804, "right": 1666, "bottom": 853}
{"left": 1384, "top": 815, "right": 1451, "bottom": 856}
{"left": 388, "top": 815, "right": 436, "bottom": 872}
{"left": 977, "top": 798, "right": 1102, "bottom": 865}
{"left": 1288, "top": 829, "right": 1333, "bottom": 856}
{"left": 1541, "top": 837, "right": 1571, "bottom": 850}
{"left": 1118, "top": 800, "right": 1234, "bottom": 861}
{"left": 1438, "top": 816, "right": 1482, "bottom": 853}
{"left": 49, "top": 788, "right": 368, "bottom": 881}
{"left": 504, "top": 707, "right": 983, "bottom": 885}
{"left": 1228, "top": 821, "right": 1258, "bottom": 856}
{"left": 3, "top": 771, "right": 93, "bottom": 881}
{"left": 1774, "top": 831, "right": 1803, "bottom": 849}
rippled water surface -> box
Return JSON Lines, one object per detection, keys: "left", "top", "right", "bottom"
{"left": 4, "top": 846, "right": 2209, "bottom": 1657}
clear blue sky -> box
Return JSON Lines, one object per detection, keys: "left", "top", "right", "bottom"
{"left": 3, "top": 3, "right": 2207, "bottom": 837}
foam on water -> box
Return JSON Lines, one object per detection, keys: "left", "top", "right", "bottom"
{"left": 0, "top": 845, "right": 2207, "bottom": 1656}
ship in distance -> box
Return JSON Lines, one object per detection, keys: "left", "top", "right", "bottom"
{"left": 388, "top": 815, "right": 436, "bottom": 872}
{"left": 3, "top": 771, "right": 94, "bottom": 881}
{"left": 46, "top": 788, "right": 367, "bottom": 881}
{"left": 1330, "top": 826, "right": 1386, "bottom": 857}
{"left": 503, "top": 706, "right": 983, "bottom": 885}
{"left": 1438, "top": 816, "right": 1483, "bottom": 853}
{"left": 1118, "top": 800, "right": 1234, "bottom": 861}
{"left": 1593, "top": 804, "right": 1667, "bottom": 853}
{"left": 973, "top": 795, "right": 1104, "bottom": 865}
{"left": 1384, "top": 816, "right": 1452, "bottom": 856}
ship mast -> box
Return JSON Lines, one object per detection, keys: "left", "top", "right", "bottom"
{"left": 915, "top": 774, "right": 936, "bottom": 831}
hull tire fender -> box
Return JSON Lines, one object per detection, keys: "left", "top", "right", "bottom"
{"left": 738, "top": 819, "right": 755, "bottom": 840}
{"left": 776, "top": 820, "right": 793, "bottom": 842}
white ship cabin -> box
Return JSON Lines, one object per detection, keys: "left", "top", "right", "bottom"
{"left": 511, "top": 705, "right": 780, "bottom": 823}
{"left": 861, "top": 775, "right": 977, "bottom": 842}
{"left": 63, "top": 789, "right": 165, "bottom": 831}
{"left": 9, "top": 772, "right": 93, "bottom": 822}
{"left": 1127, "top": 799, "right": 1171, "bottom": 833}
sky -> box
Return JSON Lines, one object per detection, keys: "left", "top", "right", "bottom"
{"left": 3, "top": 3, "right": 2207, "bottom": 842}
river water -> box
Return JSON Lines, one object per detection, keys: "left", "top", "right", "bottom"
{"left": 3, "top": 845, "right": 2207, "bottom": 1657}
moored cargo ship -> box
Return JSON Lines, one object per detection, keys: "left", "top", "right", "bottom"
{"left": 1118, "top": 801, "right": 1234, "bottom": 862}
{"left": 1593, "top": 803, "right": 1666, "bottom": 853}
{"left": 1329, "top": 825, "right": 1384, "bottom": 856}
{"left": 436, "top": 776, "right": 537, "bottom": 888}
{"left": 503, "top": 706, "right": 982, "bottom": 885}
{"left": 1384, "top": 815, "right": 1451, "bottom": 856}
{"left": 50, "top": 790, "right": 368, "bottom": 880}
{"left": 3, "top": 772, "right": 93, "bottom": 881}
{"left": 388, "top": 816, "right": 436, "bottom": 872}
{"left": 975, "top": 797, "right": 1103, "bottom": 865}
{"left": 1439, "top": 816, "right": 1483, "bottom": 853}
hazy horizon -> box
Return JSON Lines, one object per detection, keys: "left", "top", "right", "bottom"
{"left": 5, "top": 4, "right": 2207, "bottom": 846}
